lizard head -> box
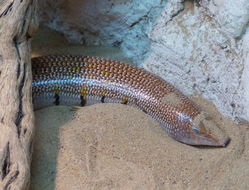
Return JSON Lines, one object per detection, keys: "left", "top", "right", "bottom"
{"left": 173, "top": 111, "right": 230, "bottom": 147}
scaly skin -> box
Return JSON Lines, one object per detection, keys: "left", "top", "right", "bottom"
{"left": 32, "top": 55, "right": 230, "bottom": 146}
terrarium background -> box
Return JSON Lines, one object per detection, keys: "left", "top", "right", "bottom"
{"left": 38, "top": 0, "right": 249, "bottom": 122}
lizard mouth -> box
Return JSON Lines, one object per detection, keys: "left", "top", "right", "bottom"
{"left": 191, "top": 134, "right": 230, "bottom": 147}
{"left": 188, "top": 111, "right": 231, "bottom": 147}
{"left": 176, "top": 131, "right": 230, "bottom": 147}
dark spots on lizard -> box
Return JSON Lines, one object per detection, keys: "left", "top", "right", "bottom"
{"left": 54, "top": 93, "right": 60, "bottom": 105}
{"left": 142, "top": 109, "right": 148, "bottom": 114}
{"left": 80, "top": 95, "right": 86, "bottom": 106}
{"left": 101, "top": 96, "right": 106, "bottom": 103}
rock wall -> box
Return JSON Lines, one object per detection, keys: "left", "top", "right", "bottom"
{"left": 38, "top": 0, "right": 249, "bottom": 121}
{"left": 142, "top": 0, "right": 247, "bottom": 121}
{"left": 38, "top": 0, "right": 166, "bottom": 63}
{"left": 241, "top": 31, "right": 249, "bottom": 122}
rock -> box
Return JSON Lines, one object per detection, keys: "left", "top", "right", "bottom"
{"left": 199, "top": 0, "right": 249, "bottom": 38}
{"left": 38, "top": 0, "right": 167, "bottom": 64}
{"left": 240, "top": 31, "right": 249, "bottom": 122}
{"left": 142, "top": 1, "right": 245, "bottom": 121}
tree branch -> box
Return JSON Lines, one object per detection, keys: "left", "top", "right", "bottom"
{"left": 0, "top": 0, "right": 38, "bottom": 189}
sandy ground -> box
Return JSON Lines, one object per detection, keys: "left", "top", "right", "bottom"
{"left": 30, "top": 27, "right": 249, "bottom": 190}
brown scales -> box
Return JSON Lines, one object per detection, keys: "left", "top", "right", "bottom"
{"left": 32, "top": 55, "right": 201, "bottom": 130}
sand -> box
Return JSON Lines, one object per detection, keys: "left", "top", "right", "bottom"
{"left": 30, "top": 27, "right": 249, "bottom": 190}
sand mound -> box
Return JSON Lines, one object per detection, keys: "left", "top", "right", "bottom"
{"left": 30, "top": 97, "right": 249, "bottom": 190}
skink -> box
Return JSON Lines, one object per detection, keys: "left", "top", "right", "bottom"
{"left": 32, "top": 55, "right": 230, "bottom": 146}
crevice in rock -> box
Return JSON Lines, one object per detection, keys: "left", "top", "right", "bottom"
{"left": 15, "top": 63, "right": 26, "bottom": 138}
{"left": 2, "top": 142, "right": 10, "bottom": 180}
{"left": 0, "top": 1, "right": 13, "bottom": 17}
{"left": 29, "top": 140, "right": 33, "bottom": 154}
{"left": 20, "top": 3, "right": 31, "bottom": 37}
{"left": 17, "top": 62, "right": 21, "bottom": 79}
{"left": 3, "top": 170, "right": 19, "bottom": 190}
{"left": 13, "top": 36, "right": 21, "bottom": 60}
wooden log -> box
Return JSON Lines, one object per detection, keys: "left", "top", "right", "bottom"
{"left": 0, "top": 0, "right": 38, "bottom": 189}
